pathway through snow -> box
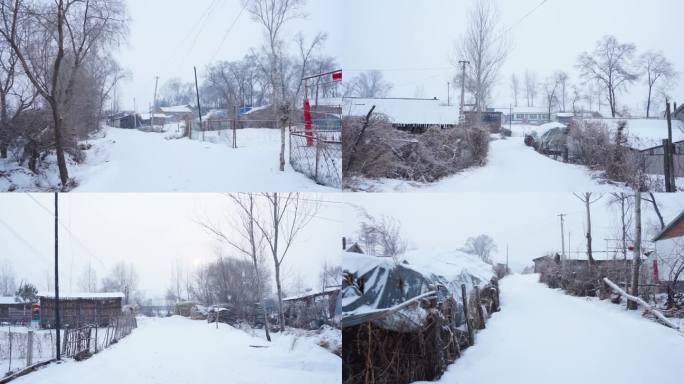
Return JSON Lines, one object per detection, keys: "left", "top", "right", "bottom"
{"left": 362, "top": 137, "right": 624, "bottom": 192}
{"left": 417, "top": 274, "right": 684, "bottom": 384}
{"left": 71, "top": 127, "right": 334, "bottom": 192}
{"left": 14, "top": 316, "right": 341, "bottom": 384}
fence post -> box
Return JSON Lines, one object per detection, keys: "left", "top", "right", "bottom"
{"left": 460, "top": 284, "right": 474, "bottom": 346}
{"left": 314, "top": 140, "right": 321, "bottom": 182}
{"left": 474, "top": 286, "right": 485, "bottom": 330}
{"left": 26, "top": 330, "right": 33, "bottom": 367}
{"left": 62, "top": 328, "right": 69, "bottom": 356}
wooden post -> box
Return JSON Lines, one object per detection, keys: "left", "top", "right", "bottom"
{"left": 461, "top": 284, "right": 474, "bottom": 346}
{"left": 26, "top": 330, "right": 33, "bottom": 367}
{"left": 474, "top": 286, "right": 485, "bottom": 330}
{"left": 665, "top": 102, "right": 676, "bottom": 192}
{"left": 233, "top": 105, "right": 238, "bottom": 149}
{"left": 663, "top": 139, "right": 672, "bottom": 192}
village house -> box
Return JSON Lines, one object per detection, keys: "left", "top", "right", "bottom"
{"left": 108, "top": 112, "right": 142, "bottom": 129}
{"left": 0, "top": 297, "right": 34, "bottom": 325}
{"left": 157, "top": 104, "right": 195, "bottom": 122}
{"left": 641, "top": 140, "right": 684, "bottom": 177}
{"left": 647, "top": 210, "right": 684, "bottom": 290}
{"left": 38, "top": 292, "right": 124, "bottom": 329}
{"left": 139, "top": 113, "right": 172, "bottom": 127}
{"left": 672, "top": 103, "right": 684, "bottom": 122}
{"left": 503, "top": 107, "right": 551, "bottom": 125}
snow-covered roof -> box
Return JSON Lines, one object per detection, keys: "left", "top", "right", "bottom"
{"left": 140, "top": 113, "right": 171, "bottom": 120}
{"left": 505, "top": 106, "right": 550, "bottom": 114}
{"left": 160, "top": 105, "right": 193, "bottom": 114}
{"left": 283, "top": 286, "right": 340, "bottom": 302}
{"left": 555, "top": 112, "right": 575, "bottom": 118}
{"left": 589, "top": 119, "right": 684, "bottom": 151}
{"left": 0, "top": 297, "right": 26, "bottom": 305}
{"left": 241, "top": 105, "right": 270, "bottom": 115}
{"left": 321, "top": 97, "right": 460, "bottom": 126}
{"left": 653, "top": 210, "right": 684, "bottom": 242}
{"left": 38, "top": 292, "right": 125, "bottom": 299}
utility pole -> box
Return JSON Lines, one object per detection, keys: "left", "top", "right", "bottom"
{"left": 458, "top": 60, "right": 470, "bottom": 123}
{"left": 447, "top": 82, "right": 450, "bottom": 106}
{"left": 54, "top": 192, "right": 61, "bottom": 361}
{"left": 558, "top": 213, "right": 567, "bottom": 260}
{"left": 194, "top": 67, "right": 204, "bottom": 141}
{"left": 151, "top": 76, "right": 159, "bottom": 130}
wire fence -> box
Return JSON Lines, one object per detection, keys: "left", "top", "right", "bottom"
{"left": 289, "top": 129, "right": 342, "bottom": 188}
{"left": 0, "top": 314, "right": 137, "bottom": 378}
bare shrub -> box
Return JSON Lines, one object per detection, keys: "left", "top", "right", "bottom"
{"left": 343, "top": 114, "right": 490, "bottom": 183}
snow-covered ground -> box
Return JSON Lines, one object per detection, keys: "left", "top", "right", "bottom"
{"left": 13, "top": 316, "right": 341, "bottom": 384}
{"left": 355, "top": 136, "right": 623, "bottom": 192}
{"left": 415, "top": 274, "right": 684, "bottom": 384}
{"left": 1, "top": 126, "right": 337, "bottom": 192}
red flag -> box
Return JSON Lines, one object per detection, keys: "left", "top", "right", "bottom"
{"left": 304, "top": 98, "right": 313, "bottom": 146}
{"left": 332, "top": 71, "right": 343, "bottom": 82}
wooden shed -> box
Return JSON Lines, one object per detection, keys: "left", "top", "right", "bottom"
{"left": 38, "top": 292, "right": 124, "bottom": 329}
{"left": 0, "top": 297, "right": 33, "bottom": 325}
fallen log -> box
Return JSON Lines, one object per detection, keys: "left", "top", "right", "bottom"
{"left": 602, "top": 277, "right": 680, "bottom": 331}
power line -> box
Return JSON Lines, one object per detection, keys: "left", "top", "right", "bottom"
{"left": 24, "top": 194, "right": 107, "bottom": 269}
{"left": 210, "top": 0, "right": 249, "bottom": 62}
{"left": 0, "top": 216, "right": 50, "bottom": 264}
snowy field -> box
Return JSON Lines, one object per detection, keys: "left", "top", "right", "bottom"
{"left": 1, "top": 126, "right": 337, "bottom": 192}
{"left": 353, "top": 136, "right": 623, "bottom": 192}
{"left": 12, "top": 316, "right": 341, "bottom": 384}
{"left": 415, "top": 274, "right": 684, "bottom": 384}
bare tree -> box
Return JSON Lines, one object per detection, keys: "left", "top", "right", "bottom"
{"left": 627, "top": 190, "right": 642, "bottom": 310}
{"left": 542, "top": 74, "right": 560, "bottom": 120}
{"left": 357, "top": 213, "right": 407, "bottom": 263}
{"left": 0, "top": 40, "right": 36, "bottom": 159}
{"left": 0, "top": 0, "right": 127, "bottom": 189}
{"left": 524, "top": 70, "right": 538, "bottom": 107}
{"left": 574, "top": 193, "right": 603, "bottom": 264}
{"left": 510, "top": 73, "right": 520, "bottom": 107}
{"left": 639, "top": 51, "right": 677, "bottom": 118}
{"left": 251, "top": 193, "right": 318, "bottom": 332}
{"left": 461, "top": 234, "right": 497, "bottom": 265}
{"left": 200, "top": 193, "right": 272, "bottom": 341}
{"left": 78, "top": 261, "right": 98, "bottom": 292}
{"left": 577, "top": 35, "right": 638, "bottom": 118}
{"left": 101, "top": 261, "right": 138, "bottom": 305}
{"left": 319, "top": 260, "right": 341, "bottom": 291}
{"left": 455, "top": 0, "right": 509, "bottom": 111}
{"left": 347, "top": 70, "right": 392, "bottom": 98}
{"left": 0, "top": 258, "right": 17, "bottom": 296}
{"left": 244, "top": 0, "right": 305, "bottom": 172}
{"left": 293, "top": 32, "right": 327, "bottom": 104}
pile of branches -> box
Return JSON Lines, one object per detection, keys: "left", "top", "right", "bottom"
{"left": 343, "top": 114, "right": 489, "bottom": 185}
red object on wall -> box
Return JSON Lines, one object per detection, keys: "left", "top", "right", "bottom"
{"left": 332, "top": 70, "right": 343, "bottom": 82}
{"left": 304, "top": 98, "right": 313, "bottom": 146}
{"left": 653, "top": 259, "right": 660, "bottom": 283}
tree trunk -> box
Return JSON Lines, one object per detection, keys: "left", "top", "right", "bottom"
{"left": 51, "top": 104, "right": 70, "bottom": 189}
{"left": 272, "top": 193, "right": 286, "bottom": 332}
{"left": 628, "top": 190, "right": 642, "bottom": 310}
{"left": 585, "top": 195, "right": 595, "bottom": 264}
{"left": 646, "top": 85, "right": 653, "bottom": 118}
{"left": 0, "top": 92, "right": 7, "bottom": 159}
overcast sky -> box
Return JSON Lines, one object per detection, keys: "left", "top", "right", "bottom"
{"left": 342, "top": 193, "right": 684, "bottom": 272}
{"left": 337, "top": 0, "right": 684, "bottom": 114}
{"left": 115, "top": 0, "right": 339, "bottom": 111}
{"left": 0, "top": 193, "right": 343, "bottom": 299}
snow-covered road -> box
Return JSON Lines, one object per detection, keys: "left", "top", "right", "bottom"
{"left": 14, "top": 316, "right": 341, "bottom": 384}
{"left": 419, "top": 274, "right": 684, "bottom": 384}
{"left": 71, "top": 127, "right": 335, "bottom": 192}
{"left": 368, "top": 137, "right": 623, "bottom": 192}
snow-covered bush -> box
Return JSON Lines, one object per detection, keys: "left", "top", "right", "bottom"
{"left": 343, "top": 114, "right": 490, "bottom": 185}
